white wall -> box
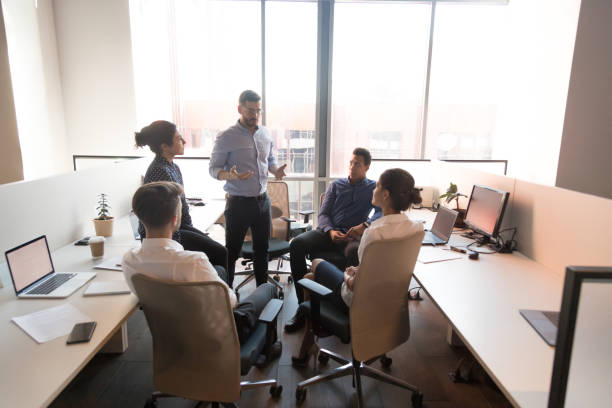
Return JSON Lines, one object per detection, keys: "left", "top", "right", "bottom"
{"left": 1, "top": 0, "right": 70, "bottom": 180}
{"left": 53, "top": 0, "right": 138, "bottom": 157}
{"left": 0, "top": 2, "right": 23, "bottom": 184}
{"left": 556, "top": 0, "right": 612, "bottom": 199}
{"left": 492, "top": 0, "right": 581, "bottom": 186}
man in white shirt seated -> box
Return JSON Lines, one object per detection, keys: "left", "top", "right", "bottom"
{"left": 123, "top": 181, "right": 277, "bottom": 344}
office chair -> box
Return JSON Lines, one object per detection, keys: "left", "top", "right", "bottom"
{"left": 131, "top": 274, "right": 283, "bottom": 408}
{"left": 293, "top": 233, "right": 425, "bottom": 407}
{"left": 235, "top": 181, "right": 294, "bottom": 298}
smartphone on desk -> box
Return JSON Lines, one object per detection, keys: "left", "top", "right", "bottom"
{"left": 66, "top": 321, "right": 96, "bottom": 344}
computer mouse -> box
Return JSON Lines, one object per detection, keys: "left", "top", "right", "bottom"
{"left": 468, "top": 251, "right": 479, "bottom": 260}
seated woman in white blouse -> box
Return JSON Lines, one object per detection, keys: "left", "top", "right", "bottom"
{"left": 309, "top": 168, "right": 424, "bottom": 313}
{"left": 290, "top": 168, "right": 423, "bottom": 364}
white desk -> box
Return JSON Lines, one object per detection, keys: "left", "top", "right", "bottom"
{"left": 412, "top": 209, "right": 563, "bottom": 408}
{"left": 0, "top": 200, "right": 228, "bottom": 407}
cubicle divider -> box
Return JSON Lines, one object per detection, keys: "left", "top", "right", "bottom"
{"left": 424, "top": 160, "right": 612, "bottom": 276}
{"left": 0, "top": 158, "right": 148, "bottom": 254}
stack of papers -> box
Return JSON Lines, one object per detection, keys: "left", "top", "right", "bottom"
{"left": 417, "top": 246, "right": 462, "bottom": 264}
{"left": 94, "top": 256, "right": 123, "bottom": 271}
{"left": 12, "top": 304, "right": 93, "bottom": 344}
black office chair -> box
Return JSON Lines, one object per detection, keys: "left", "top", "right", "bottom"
{"left": 131, "top": 274, "right": 283, "bottom": 407}
{"left": 292, "top": 233, "right": 425, "bottom": 407}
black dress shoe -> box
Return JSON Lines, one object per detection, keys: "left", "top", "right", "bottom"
{"left": 284, "top": 313, "right": 306, "bottom": 333}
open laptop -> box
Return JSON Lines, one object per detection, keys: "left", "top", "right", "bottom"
{"left": 422, "top": 206, "right": 458, "bottom": 245}
{"left": 129, "top": 210, "right": 141, "bottom": 241}
{"left": 5, "top": 235, "right": 96, "bottom": 298}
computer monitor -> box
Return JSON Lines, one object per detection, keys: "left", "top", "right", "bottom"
{"left": 548, "top": 266, "right": 612, "bottom": 407}
{"left": 463, "top": 184, "right": 509, "bottom": 243}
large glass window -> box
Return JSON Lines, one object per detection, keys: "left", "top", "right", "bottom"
{"left": 330, "top": 1, "right": 431, "bottom": 177}
{"left": 265, "top": 1, "right": 317, "bottom": 177}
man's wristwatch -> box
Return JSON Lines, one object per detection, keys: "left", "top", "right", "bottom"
{"left": 362, "top": 221, "right": 370, "bottom": 229}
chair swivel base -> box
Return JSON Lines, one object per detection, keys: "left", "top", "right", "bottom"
{"left": 145, "top": 378, "right": 282, "bottom": 408}
{"left": 295, "top": 347, "right": 423, "bottom": 407}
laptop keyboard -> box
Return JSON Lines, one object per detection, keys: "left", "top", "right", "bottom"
{"left": 543, "top": 311, "right": 560, "bottom": 327}
{"left": 28, "top": 273, "right": 75, "bottom": 295}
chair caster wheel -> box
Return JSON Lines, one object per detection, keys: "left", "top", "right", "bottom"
{"left": 317, "top": 353, "right": 329, "bottom": 365}
{"left": 270, "top": 384, "right": 283, "bottom": 398}
{"left": 144, "top": 397, "right": 157, "bottom": 408}
{"left": 273, "top": 275, "right": 280, "bottom": 282}
{"left": 411, "top": 391, "right": 423, "bottom": 407}
{"left": 296, "top": 388, "right": 307, "bottom": 404}
{"left": 288, "top": 276, "right": 294, "bottom": 284}
{"left": 381, "top": 355, "right": 392, "bottom": 368}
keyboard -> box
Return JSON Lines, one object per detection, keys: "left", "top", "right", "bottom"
{"left": 28, "top": 273, "right": 75, "bottom": 295}
{"left": 543, "top": 311, "right": 560, "bottom": 327}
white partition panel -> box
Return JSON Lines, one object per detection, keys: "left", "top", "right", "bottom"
{"left": 0, "top": 158, "right": 147, "bottom": 254}
{"left": 513, "top": 180, "right": 612, "bottom": 274}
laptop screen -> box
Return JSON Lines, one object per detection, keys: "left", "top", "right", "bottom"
{"left": 430, "top": 206, "right": 457, "bottom": 241}
{"left": 5, "top": 236, "right": 54, "bottom": 293}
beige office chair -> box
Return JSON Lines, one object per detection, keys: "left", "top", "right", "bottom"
{"left": 294, "top": 231, "right": 425, "bottom": 407}
{"left": 131, "top": 274, "right": 282, "bottom": 407}
{"left": 235, "top": 181, "right": 294, "bottom": 297}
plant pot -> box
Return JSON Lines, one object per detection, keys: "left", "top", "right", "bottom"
{"left": 93, "top": 217, "right": 114, "bottom": 237}
{"left": 455, "top": 209, "right": 467, "bottom": 228}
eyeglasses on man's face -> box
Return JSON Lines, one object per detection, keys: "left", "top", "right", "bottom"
{"left": 242, "top": 106, "right": 263, "bottom": 116}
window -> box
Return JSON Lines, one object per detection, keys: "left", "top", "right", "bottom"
{"left": 330, "top": 1, "right": 431, "bottom": 176}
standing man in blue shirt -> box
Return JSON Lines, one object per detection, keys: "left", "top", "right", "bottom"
{"left": 209, "top": 90, "right": 286, "bottom": 288}
{"left": 285, "top": 147, "right": 380, "bottom": 331}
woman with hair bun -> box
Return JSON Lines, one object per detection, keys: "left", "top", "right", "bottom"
{"left": 135, "top": 120, "right": 228, "bottom": 276}
{"left": 293, "top": 168, "right": 423, "bottom": 323}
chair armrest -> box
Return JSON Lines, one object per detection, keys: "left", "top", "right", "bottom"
{"left": 299, "top": 210, "right": 314, "bottom": 224}
{"left": 258, "top": 298, "right": 283, "bottom": 324}
{"left": 298, "top": 278, "right": 333, "bottom": 297}
{"left": 280, "top": 216, "right": 296, "bottom": 223}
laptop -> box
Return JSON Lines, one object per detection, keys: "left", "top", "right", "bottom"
{"left": 422, "top": 206, "right": 458, "bottom": 245}
{"left": 5, "top": 235, "right": 96, "bottom": 298}
{"left": 519, "top": 309, "right": 560, "bottom": 346}
{"left": 129, "top": 211, "right": 141, "bottom": 241}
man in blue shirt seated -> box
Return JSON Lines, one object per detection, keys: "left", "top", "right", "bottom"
{"left": 285, "top": 147, "right": 380, "bottom": 332}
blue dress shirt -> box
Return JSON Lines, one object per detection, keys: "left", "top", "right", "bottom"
{"left": 318, "top": 177, "right": 381, "bottom": 233}
{"left": 209, "top": 120, "right": 278, "bottom": 197}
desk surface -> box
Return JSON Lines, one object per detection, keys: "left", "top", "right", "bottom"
{"left": 0, "top": 200, "right": 227, "bottom": 407}
{"left": 412, "top": 209, "right": 563, "bottom": 408}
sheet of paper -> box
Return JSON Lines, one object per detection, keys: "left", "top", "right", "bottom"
{"left": 84, "top": 281, "right": 131, "bottom": 296}
{"left": 12, "top": 303, "right": 93, "bottom": 344}
{"left": 94, "top": 256, "right": 123, "bottom": 271}
{"left": 418, "top": 246, "right": 462, "bottom": 264}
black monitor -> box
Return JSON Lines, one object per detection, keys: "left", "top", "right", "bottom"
{"left": 549, "top": 266, "right": 612, "bottom": 407}
{"left": 463, "top": 184, "right": 509, "bottom": 243}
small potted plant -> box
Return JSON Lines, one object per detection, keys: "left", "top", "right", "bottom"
{"left": 439, "top": 182, "right": 468, "bottom": 227}
{"left": 93, "top": 193, "right": 114, "bottom": 237}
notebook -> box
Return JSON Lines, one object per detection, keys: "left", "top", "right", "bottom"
{"left": 5, "top": 235, "right": 96, "bottom": 298}
{"left": 422, "top": 206, "right": 458, "bottom": 245}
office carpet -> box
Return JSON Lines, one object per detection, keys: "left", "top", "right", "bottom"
{"left": 51, "top": 258, "right": 511, "bottom": 408}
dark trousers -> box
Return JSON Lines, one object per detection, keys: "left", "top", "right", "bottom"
{"left": 233, "top": 282, "right": 276, "bottom": 344}
{"left": 180, "top": 225, "right": 228, "bottom": 270}
{"left": 314, "top": 260, "right": 350, "bottom": 313}
{"left": 225, "top": 194, "right": 271, "bottom": 287}
{"left": 289, "top": 229, "right": 360, "bottom": 303}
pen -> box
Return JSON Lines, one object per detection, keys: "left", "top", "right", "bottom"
{"left": 450, "top": 246, "right": 466, "bottom": 254}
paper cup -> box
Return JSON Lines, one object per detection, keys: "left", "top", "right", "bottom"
{"left": 89, "top": 236, "right": 105, "bottom": 258}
